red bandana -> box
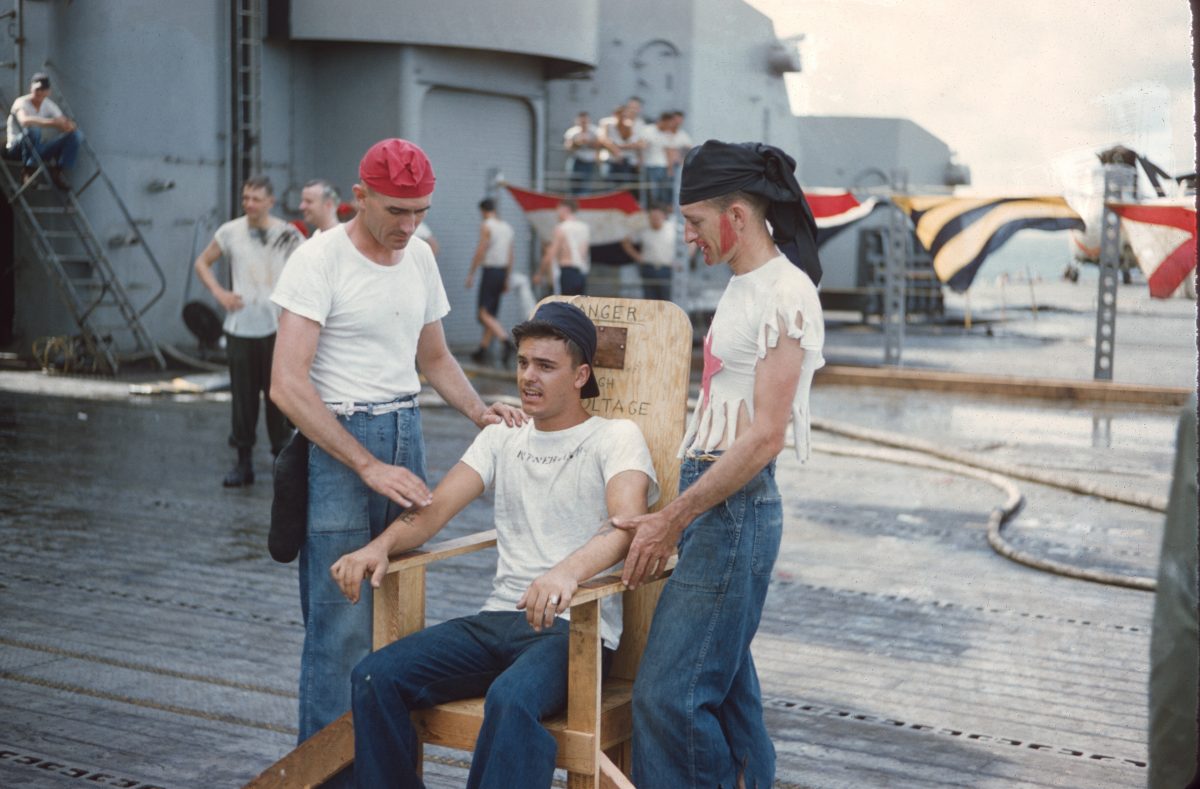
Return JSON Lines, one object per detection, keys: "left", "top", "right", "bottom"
{"left": 359, "top": 139, "right": 436, "bottom": 198}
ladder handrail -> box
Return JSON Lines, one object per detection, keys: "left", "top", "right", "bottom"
{"left": 38, "top": 61, "right": 168, "bottom": 319}
{"left": 3, "top": 77, "right": 166, "bottom": 372}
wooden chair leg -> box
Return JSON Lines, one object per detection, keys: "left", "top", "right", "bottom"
{"left": 598, "top": 750, "right": 636, "bottom": 789}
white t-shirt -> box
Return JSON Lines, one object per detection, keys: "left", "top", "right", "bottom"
{"left": 270, "top": 224, "right": 450, "bottom": 403}
{"left": 633, "top": 220, "right": 676, "bottom": 266}
{"left": 671, "top": 127, "right": 694, "bottom": 155}
{"left": 563, "top": 124, "right": 599, "bottom": 163}
{"left": 600, "top": 117, "right": 645, "bottom": 166}
{"left": 681, "top": 255, "right": 825, "bottom": 460}
{"left": 482, "top": 217, "right": 514, "bottom": 268}
{"left": 559, "top": 218, "right": 590, "bottom": 273}
{"left": 461, "top": 416, "right": 660, "bottom": 650}
{"left": 640, "top": 124, "right": 674, "bottom": 168}
{"left": 214, "top": 216, "right": 303, "bottom": 338}
{"left": 6, "top": 94, "right": 62, "bottom": 147}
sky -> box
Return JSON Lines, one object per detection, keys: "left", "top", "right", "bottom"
{"left": 744, "top": 0, "right": 1195, "bottom": 195}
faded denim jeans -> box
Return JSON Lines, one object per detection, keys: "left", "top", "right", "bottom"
{"left": 632, "top": 455, "right": 782, "bottom": 789}
{"left": 297, "top": 399, "right": 426, "bottom": 760}
{"left": 351, "top": 612, "right": 601, "bottom": 789}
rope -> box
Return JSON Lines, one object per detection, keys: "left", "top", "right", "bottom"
{"left": 31, "top": 335, "right": 101, "bottom": 374}
{"left": 813, "top": 417, "right": 1168, "bottom": 513}
{"left": 812, "top": 440, "right": 1157, "bottom": 591}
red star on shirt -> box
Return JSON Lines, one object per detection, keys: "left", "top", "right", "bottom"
{"left": 700, "top": 330, "right": 724, "bottom": 408}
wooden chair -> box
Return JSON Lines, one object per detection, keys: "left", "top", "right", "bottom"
{"left": 247, "top": 296, "right": 693, "bottom": 789}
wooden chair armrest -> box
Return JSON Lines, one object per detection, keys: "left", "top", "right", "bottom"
{"left": 385, "top": 529, "right": 497, "bottom": 574}
{"left": 569, "top": 556, "right": 676, "bottom": 606}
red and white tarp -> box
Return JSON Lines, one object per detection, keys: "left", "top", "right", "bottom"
{"left": 504, "top": 184, "right": 646, "bottom": 245}
{"left": 806, "top": 190, "right": 879, "bottom": 228}
{"left": 1109, "top": 199, "right": 1197, "bottom": 298}
{"left": 505, "top": 184, "right": 877, "bottom": 246}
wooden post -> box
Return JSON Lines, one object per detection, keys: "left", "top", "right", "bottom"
{"left": 566, "top": 599, "right": 602, "bottom": 788}
{"left": 374, "top": 566, "right": 425, "bottom": 650}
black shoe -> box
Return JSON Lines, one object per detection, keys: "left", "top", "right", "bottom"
{"left": 501, "top": 339, "right": 515, "bottom": 366}
{"left": 469, "top": 347, "right": 488, "bottom": 366}
{"left": 223, "top": 458, "right": 254, "bottom": 487}
{"left": 49, "top": 167, "right": 70, "bottom": 191}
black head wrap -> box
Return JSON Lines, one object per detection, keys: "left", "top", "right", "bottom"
{"left": 679, "top": 140, "right": 822, "bottom": 285}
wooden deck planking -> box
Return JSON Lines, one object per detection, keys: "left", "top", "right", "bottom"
{"left": 1, "top": 388, "right": 1167, "bottom": 788}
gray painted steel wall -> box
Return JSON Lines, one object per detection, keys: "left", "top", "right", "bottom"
{"left": 796, "top": 116, "right": 956, "bottom": 192}
{"left": 545, "top": 0, "right": 800, "bottom": 175}
{"left": 5, "top": 0, "right": 827, "bottom": 355}
{"left": 7, "top": 0, "right": 231, "bottom": 352}
{"left": 289, "top": 0, "right": 597, "bottom": 72}
{"left": 4, "top": 1, "right": 573, "bottom": 354}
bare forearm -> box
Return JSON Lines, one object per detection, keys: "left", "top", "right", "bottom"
{"left": 193, "top": 258, "right": 226, "bottom": 299}
{"left": 375, "top": 463, "right": 482, "bottom": 554}
{"left": 374, "top": 509, "right": 441, "bottom": 556}
{"left": 422, "top": 353, "right": 487, "bottom": 426}
{"left": 20, "top": 115, "right": 60, "bottom": 129}
{"left": 554, "top": 527, "right": 634, "bottom": 583}
{"left": 271, "top": 371, "right": 375, "bottom": 474}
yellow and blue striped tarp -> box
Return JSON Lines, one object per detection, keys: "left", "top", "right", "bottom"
{"left": 893, "top": 196, "right": 1085, "bottom": 292}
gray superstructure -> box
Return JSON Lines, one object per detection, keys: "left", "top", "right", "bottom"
{"left": 3, "top": 0, "right": 961, "bottom": 356}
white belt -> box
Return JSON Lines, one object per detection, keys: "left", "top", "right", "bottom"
{"left": 325, "top": 395, "right": 417, "bottom": 417}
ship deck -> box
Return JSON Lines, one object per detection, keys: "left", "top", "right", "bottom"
{"left": 0, "top": 358, "right": 1176, "bottom": 788}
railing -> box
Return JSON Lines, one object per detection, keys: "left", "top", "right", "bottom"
{"left": 40, "top": 61, "right": 168, "bottom": 320}
{"left": 543, "top": 168, "right": 678, "bottom": 209}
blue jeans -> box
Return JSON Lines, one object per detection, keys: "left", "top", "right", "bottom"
{"left": 639, "top": 263, "right": 672, "bottom": 301}
{"left": 297, "top": 401, "right": 427, "bottom": 750}
{"left": 17, "top": 126, "right": 82, "bottom": 170}
{"left": 644, "top": 165, "right": 671, "bottom": 205}
{"left": 632, "top": 456, "right": 782, "bottom": 789}
{"left": 570, "top": 159, "right": 596, "bottom": 195}
{"left": 353, "top": 611, "right": 605, "bottom": 789}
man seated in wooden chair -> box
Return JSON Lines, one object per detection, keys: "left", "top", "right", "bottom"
{"left": 329, "top": 301, "right": 658, "bottom": 789}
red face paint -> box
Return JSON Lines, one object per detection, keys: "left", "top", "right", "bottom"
{"left": 718, "top": 214, "right": 737, "bottom": 256}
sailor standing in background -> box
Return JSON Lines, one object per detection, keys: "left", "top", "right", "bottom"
{"left": 465, "top": 197, "right": 517, "bottom": 366}
{"left": 194, "top": 174, "right": 302, "bottom": 487}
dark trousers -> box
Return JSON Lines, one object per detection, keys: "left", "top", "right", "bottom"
{"left": 639, "top": 263, "right": 672, "bottom": 301}
{"left": 560, "top": 266, "right": 587, "bottom": 296}
{"left": 226, "top": 332, "right": 290, "bottom": 454}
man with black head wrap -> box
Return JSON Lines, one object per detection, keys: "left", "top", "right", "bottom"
{"left": 613, "top": 140, "right": 825, "bottom": 788}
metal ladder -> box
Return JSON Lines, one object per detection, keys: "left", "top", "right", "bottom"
{"left": 2, "top": 81, "right": 167, "bottom": 373}
{"left": 231, "top": 0, "right": 263, "bottom": 202}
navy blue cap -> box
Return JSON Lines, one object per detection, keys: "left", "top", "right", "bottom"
{"left": 522, "top": 301, "right": 600, "bottom": 399}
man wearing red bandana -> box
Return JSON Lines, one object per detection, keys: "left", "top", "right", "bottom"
{"left": 270, "top": 139, "right": 524, "bottom": 760}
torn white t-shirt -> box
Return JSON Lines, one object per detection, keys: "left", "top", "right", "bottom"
{"left": 680, "top": 254, "right": 825, "bottom": 460}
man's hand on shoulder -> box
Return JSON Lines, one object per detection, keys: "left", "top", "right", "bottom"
{"left": 330, "top": 540, "right": 391, "bottom": 604}
{"left": 477, "top": 401, "right": 526, "bottom": 429}
{"left": 517, "top": 567, "right": 578, "bottom": 632}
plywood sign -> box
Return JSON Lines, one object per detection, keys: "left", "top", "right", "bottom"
{"left": 541, "top": 296, "right": 692, "bottom": 508}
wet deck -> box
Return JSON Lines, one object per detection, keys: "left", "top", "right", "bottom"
{"left": 0, "top": 372, "right": 1174, "bottom": 788}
